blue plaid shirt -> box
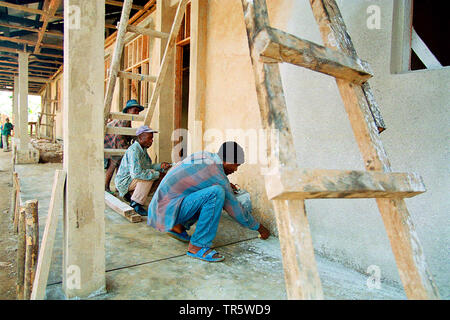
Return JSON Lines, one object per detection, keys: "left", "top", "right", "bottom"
{"left": 115, "top": 141, "right": 162, "bottom": 197}
{"left": 148, "top": 151, "right": 260, "bottom": 232}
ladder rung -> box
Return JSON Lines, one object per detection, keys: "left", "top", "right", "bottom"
{"left": 105, "top": 127, "right": 137, "bottom": 136}
{"left": 118, "top": 71, "right": 157, "bottom": 82}
{"left": 109, "top": 112, "right": 145, "bottom": 121}
{"left": 104, "top": 148, "right": 127, "bottom": 156}
{"left": 39, "top": 124, "right": 54, "bottom": 127}
{"left": 255, "top": 27, "right": 373, "bottom": 85}
{"left": 126, "top": 25, "right": 170, "bottom": 39}
{"left": 265, "top": 168, "right": 426, "bottom": 200}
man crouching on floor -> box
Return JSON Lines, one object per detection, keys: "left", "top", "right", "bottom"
{"left": 148, "top": 141, "right": 270, "bottom": 262}
{"left": 114, "top": 125, "right": 172, "bottom": 216}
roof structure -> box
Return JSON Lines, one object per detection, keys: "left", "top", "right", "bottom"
{"left": 0, "top": 0, "right": 155, "bottom": 94}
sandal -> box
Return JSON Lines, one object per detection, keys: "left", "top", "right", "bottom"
{"left": 167, "top": 230, "right": 191, "bottom": 243}
{"left": 186, "top": 247, "right": 225, "bottom": 262}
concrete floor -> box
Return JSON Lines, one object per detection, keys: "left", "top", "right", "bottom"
{"left": 14, "top": 161, "right": 407, "bottom": 300}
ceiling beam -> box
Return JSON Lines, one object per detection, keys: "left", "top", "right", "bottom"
{"left": 35, "top": 0, "right": 61, "bottom": 53}
{"left": 106, "top": 0, "right": 145, "bottom": 11}
{"left": 0, "top": 35, "right": 63, "bottom": 50}
{"left": 0, "top": 22, "right": 63, "bottom": 37}
{"left": 0, "top": 1, "right": 63, "bottom": 19}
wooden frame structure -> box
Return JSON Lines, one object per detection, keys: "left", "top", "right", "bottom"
{"left": 241, "top": 0, "right": 440, "bottom": 300}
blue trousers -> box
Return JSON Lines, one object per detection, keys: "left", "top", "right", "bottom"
{"left": 175, "top": 185, "right": 225, "bottom": 248}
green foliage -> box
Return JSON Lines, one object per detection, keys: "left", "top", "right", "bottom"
{"left": 0, "top": 91, "right": 41, "bottom": 121}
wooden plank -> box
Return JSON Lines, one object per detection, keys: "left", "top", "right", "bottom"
{"left": 0, "top": 36, "right": 63, "bottom": 50}
{"left": 310, "top": 0, "right": 440, "bottom": 300}
{"left": 23, "top": 200, "right": 39, "bottom": 300}
{"left": 104, "top": 191, "right": 142, "bottom": 223}
{"left": 0, "top": 1, "right": 48, "bottom": 15}
{"left": 109, "top": 112, "right": 145, "bottom": 121}
{"left": 118, "top": 71, "right": 157, "bottom": 82}
{"left": 265, "top": 168, "right": 426, "bottom": 200}
{"left": 241, "top": 0, "right": 323, "bottom": 299}
{"left": 13, "top": 172, "right": 20, "bottom": 233}
{"left": 35, "top": 0, "right": 62, "bottom": 54}
{"left": 16, "top": 208, "right": 26, "bottom": 300}
{"left": 143, "top": 0, "right": 190, "bottom": 126}
{"left": 104, "top": 148, "right": 127, "bottom": 156}
{"left": 105, "top": 126, "right": 137, "bottom": 136}
{"left": 104, "top": 0, "right": 134, "bottom": 125}
{"left": 126, "top": 25, "right": 170, "bottom": 39}
{"left": 105, "top": 0, "right": 145, "bottom": 10}
{"left": 31, "top": 170, "right": 66, "bottom": 300}
{"left": 411, "top": 27, "right": 442, "bottom": 69}
{"left": 255, "top": 27, "right": 373, "bottom": 84}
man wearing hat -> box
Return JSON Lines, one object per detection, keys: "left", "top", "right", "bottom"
{"left": 115, "top": 125, "right": 172, "bottom": 216}
{"left": 104, "top": 99, "right": 144, "bottom": 193}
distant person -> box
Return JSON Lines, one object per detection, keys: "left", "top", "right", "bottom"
{"left": 104, "top": 99, "right": 144, "bottom": 193}
{"left": 114, "top": 125, "right": 172, "bottom": 216}
{"left": 148, "top": 141, "right": 270, "bottom": 262}
{"left": 1, "top": 118, "right": 14, "bottom": 152}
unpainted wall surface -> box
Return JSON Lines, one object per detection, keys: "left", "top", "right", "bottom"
{"left": 203, "top": 0, "right": 449, "bottom": 297}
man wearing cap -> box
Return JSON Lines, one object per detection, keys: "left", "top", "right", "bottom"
{"left": 148, "top": 141, "right": 270, "bottom": 262}
{"left": 104, "top": 99, "right": 144, "bottom": 193}
{"left": 115, "top": 125, "right": 172, "bottom": 216}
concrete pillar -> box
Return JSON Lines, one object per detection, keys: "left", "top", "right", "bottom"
{"left": 18, "top": 52, "right": 29, "bottom": 151}
{"left": 187, "top": 0, "right": 207, "bottom": 154}
{"left": 12, "top": 77, "right": 19, "bottom": 141}
{"left": 62, "top": 0, "right": 106, "bottom": 299}
{"left": 152, "top": 0, "right": 176, "bottom": 162}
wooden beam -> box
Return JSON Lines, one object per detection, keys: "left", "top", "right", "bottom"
{"left": 411, "top": 27, "right": 442, "bottom": 69}
{"left": 30, "top": 58, "right": 63, "bottom": 65}
{"left": 104, "top": 148, "right": 127, "bottom": 156}
{"left": 265, "top": 168, "right": 426, "bottom": 200}
{"left": 0, "top": 22, "right": 63, "bottom": 37}
{"left": 108, "top": 111, "right": 145, "bottom": 121}
{"left": 0, "top": 35, "right": 63, "bottom": 50}
{"left": 0, "top": 1, "right": 47, "bottom": 16}
{"left": 23, "top": 200, "right": 39, "bottom": 300}
{"left": 104, "top": 191, "right": 142, "bottom": 223}
{"left": 16, "top": 208, "right": 25, "bottom": 300}
{"left": 31, "top": 170, "right": 66, "bottom": 300}
{"left": 105, "top": 126, "right": 136, "bottom": 136}
{"left": 255, "top": 27, "right": 373, "bottom": 84}
{"left": 105, "top": 0, "right": 145, "bottom": 10}
{"left": 310, "top": 0, "right": 440, "bottom": 300}
{"left": 35, "top": 0, "right": 62, "bottom": 54}
{"left": 126, "top": 24, "right": 170, "bottom": 38}
{"left": 117, "top": 70, "right": 157, "bottom": 82}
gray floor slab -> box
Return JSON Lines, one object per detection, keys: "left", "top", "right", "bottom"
{"left": 16, "top": 163, "right": 406, "bottom": 300}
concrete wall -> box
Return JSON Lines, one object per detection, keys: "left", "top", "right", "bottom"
{"left": 202, "top": 0, "right": 449, "bottom": 297}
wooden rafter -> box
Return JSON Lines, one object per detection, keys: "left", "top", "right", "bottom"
{"left": 0, "top": 22, "right": 63, "bottom": 38}
{"left": 0, "top": 1, "right": 63, "bottom": 18}
{"left": 35, "top": 0, "right": 62, "bottom": 54}
{"left": 0, "top": 35, "right": 63, "bottom": 50}
{"left": 105, "top": 0, "right": 145, "bottom": 10}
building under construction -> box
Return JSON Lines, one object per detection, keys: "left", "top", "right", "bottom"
{"left": 0, "top": 0, "right": 448, "bottom": 301}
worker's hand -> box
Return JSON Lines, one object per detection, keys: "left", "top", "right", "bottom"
{"left": 230, "top": 183, "right": 238, "bottom": 191}
{"left": 258, "top": 224, "right": 270, "bottom": 240}
{"left": 160, "top": 162, "right": 172, "bottom": 171}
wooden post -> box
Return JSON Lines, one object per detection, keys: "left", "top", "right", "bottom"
{"left": 63, "top": 0, "right": 106, "bottom": 299}
{"left": 309, "top": 0, "right": 440, "bottom": 299}
{"left": 16, "top": 208, "right": 26, "bottom": 300}
{"left": 13, "top": 172, "right": 20, "bottom": 233}
{"left": 31, "top": 170, "right": 66, "bottom": 300}
{"left": 23, "top": 200, "right": 39, "bottom": 300}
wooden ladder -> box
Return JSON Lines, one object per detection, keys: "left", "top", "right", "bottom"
{"left": 103, "top": 0, "right": 190, "bottom": 156}
{"left": 241, "top": 0, "right": 440, "bottom": 300}
{"left": 37, "top": 84, "right": 56, "bottom": 142}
